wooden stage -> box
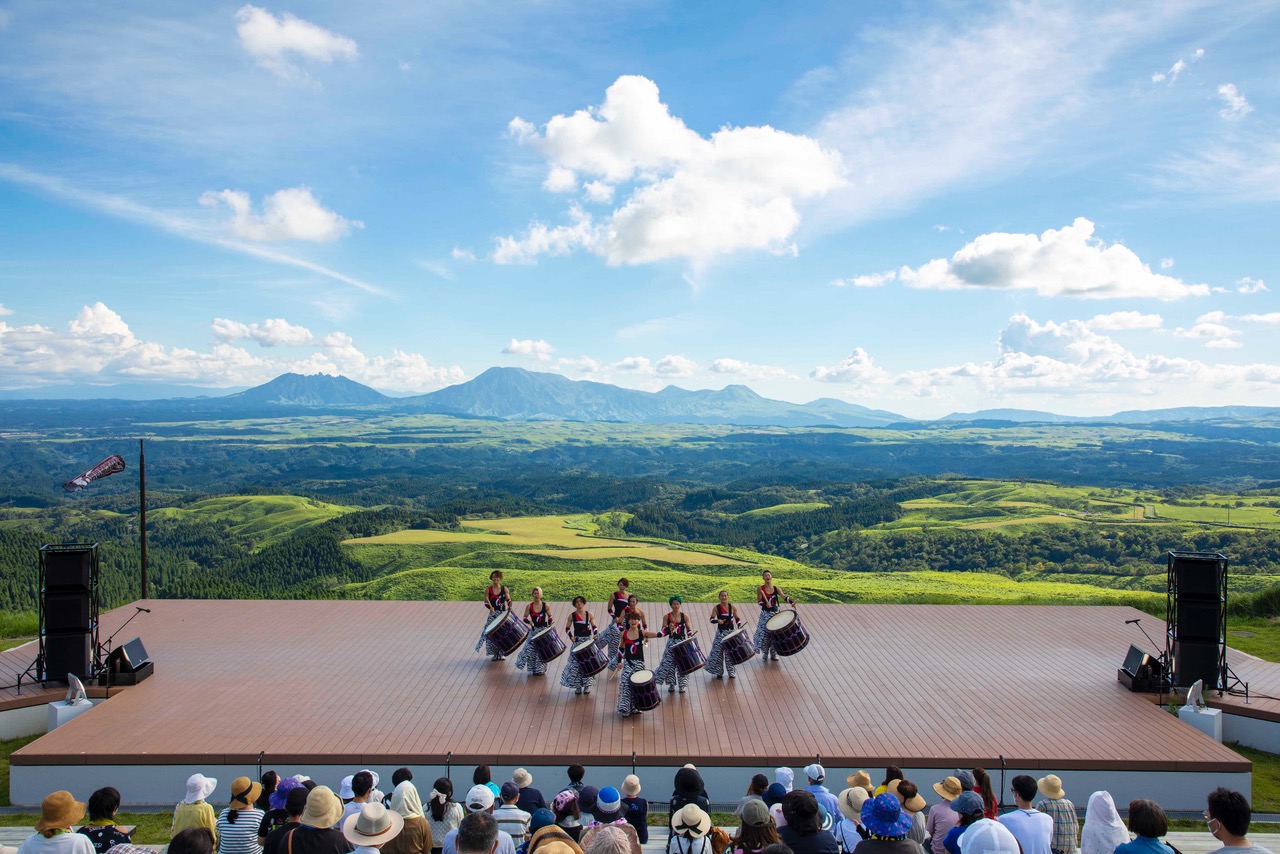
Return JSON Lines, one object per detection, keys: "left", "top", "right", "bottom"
{"left": 6, "top": 599, "right": 1250, "bottom": 774}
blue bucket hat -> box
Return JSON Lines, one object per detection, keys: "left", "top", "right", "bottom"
{"left": 861, "top": 793, "right": 913, "bottom": 839}
{"left": 763, "top": 783, "right": 788, "bottom": 807}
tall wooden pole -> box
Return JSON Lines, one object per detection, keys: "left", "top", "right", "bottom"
{"left": 139, "top": 438, "right": 148, "bottom": 600}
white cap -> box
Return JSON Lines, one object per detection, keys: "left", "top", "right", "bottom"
{"left": 466, "top": 785, "right": 495, "bottom": 812}
{"left": 339, "top": 775, "right": 355, "bottom": 799}
{"left": 775, "top": 768, "right": 794, "bottom": 792}
{"left": 804, "top": 763, "right": 825, "bottom": 782}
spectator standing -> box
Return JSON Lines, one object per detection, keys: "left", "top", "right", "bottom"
{"left": 1205, "top": 788, "right": 1273, "bottom": 854}
{"left": 669, "top": 805, "right": 715, "bottom": 854}
{"left": 383, "top": 779, "right": 433, "bottom": 854}
{"left": 736, "top": 775, "right": 770, "bottom": 818}
{"left": 1033, "top": 776, "right": 1078, "bottom": 854}
{"left": 79, "top": 787, "right": 132, "bottom": 854}
{"left": 264, "top": 788, "right": 310, "bottom": 854}
{"left": 217, "top": 777, "right": 265, "bottom": 854}
{"left": 780, "top": 791, "right": 839, "bottom": 854}
{"left": 281, "top": 786, "right": 355, "bottom": 854}
{"left": 514, "top": 771, "right": 547, "bottom": 814}
{"left": 175, "top": 774, "right": 221, "bottom": 846}
{"left": 998, "top": 777, "right": 1052, "bottom": 854}
{"left": 834, "top": 788, "right": 870, "bottom": 853}
{"left": 887, "top": 782, "right": 927, "bottom": 848}
{"left": 441, "top": 787, "right": 516, "bottom": 854}
{"left": 850, "top": 793, "right": 922, "bottom": 854}
{"left": 1080, "top": 793, "right": 1128, "bottom": 854}
{"left": 495, "top": 784, "right": 533, "bottom": 842}
{"left": 428, "top": 779, "right": 464, "bottom": 852}
{"left": 925, "top": 778, "right": 962, "bottom": 854}
{"left": 1115, "top": 800, "right": 1173, "bottom": 854}
{"left": 17, "top": 792, "right": 95, "bottom": 854}
{"left": 803, "top": 765, "right": 841, "bottom": 828}
{"left": 343, "top": 803, "right": 404, "bottom": 854}
{"left": 552, "top": 791, "right": 584, "bottom": 843}
{"left": 732, "top": 800, "right": 783, "bottom": 854}
{"left": 620, "top": 777, "right": 648, "bottom": 845}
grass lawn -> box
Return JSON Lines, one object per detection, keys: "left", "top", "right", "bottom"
{"left": 1229, "top": 618, "right": 1280, "bottom": 662}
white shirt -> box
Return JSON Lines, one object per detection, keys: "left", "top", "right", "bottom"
{"left": 18, "top": 834, "right": 96, "bottom": 854}
{"left": 441, "top": 826, "right": 516, "bottom": 854}
{"left": 1001, "top": 809, "right": 1055, "bottom": 854}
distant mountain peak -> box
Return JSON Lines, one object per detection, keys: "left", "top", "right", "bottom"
{"left": 229, "top": 373, "right": 388, "bottom": 406}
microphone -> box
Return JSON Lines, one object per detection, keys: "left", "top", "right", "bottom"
{"left": 1125, "top": 619, "right": 1140, "bottom": 624}
{"left": 137, "top": 607, "right": 152, "bottom": 613}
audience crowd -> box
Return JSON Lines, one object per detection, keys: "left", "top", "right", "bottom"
{"left": 11, "top": 763, "right": 1270, "bottom": 854}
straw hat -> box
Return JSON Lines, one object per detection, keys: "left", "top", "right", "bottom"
{"left": 301, "top": 786, "right": 345, "bottom": 829}
{"left": 514, "top": 769, "right": 534, "bottom": 788}
{"left": 838, "top": 787, "right": 870, "bottom": 823}
{"left": 670, "top": 804, "right": 712, "bottom": 839}
{"left": 932, "top": 777, "right": 963, "bottom": 801}
{"left": 741, "top": 800, "right": 771, "bottom": 828}
{"left": 185, "top": 773, "right": 218, "bottom": 805}
{"left": 35, "top": 791, "right": 85, "bottom": 833}
{"left": 344, "top": 802, "right": 404, "bottom": 847}
{"left": 860, "top": 793, "right": 912, "bottom": 839}
{"left": 887, "top": 780, "right": 926, "bottom": 813}
{"left": 529, "top": 826, "right": 585, "bottom": 854}
{"left": 229, "top": 777, "right": 263, "bottom": 811}
{"left": 846, "top": 771, "right": 872, "bottom": 791}
{"left": 622, "top": 775, "right": 641, "bottom": 798}
{"left": 1037, "top": 774, "right": 1066, "bottom": 800}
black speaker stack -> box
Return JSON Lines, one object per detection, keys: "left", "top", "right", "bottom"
{"left": 38, "top": 543, "right": 100, "bottom": 684}
{"left": 1165, "top": 550, "right": 1227, "bottom": 690}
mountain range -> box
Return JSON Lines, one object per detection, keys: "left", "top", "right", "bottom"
{"left": 3, "top": 368, "right": 1278, "bottom": 427}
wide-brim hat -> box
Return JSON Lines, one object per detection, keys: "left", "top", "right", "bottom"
{"left": 339, "top": 776, "right": 356, "bottom": 800}
{"left": 847, "top": 771, "right": 872, "bottom": 791}
{"left": 887, "top": 780, "right": 926, "bottom": 813}
{"left": 301, "top": 786, "right": 345, "bottom": 829}
{"left": 229, "top": 777, "right": 263, "bottom": 811}
{"left": 763, "top": 783, "right": 788, "bottom": 808}
{"left": 1037, "top": 774, "right": 1065, "bottom": 800}
{"left": 670, "top": 804, "right": 712, "bottom": 839}
{"left": 514, "top": 769, "right": 534, "bottom": 788}
{"left": 530, "top": 826, "right": 585, "bottom": 854}
{"left": 932, "top": 777, "right": 963, "bottom": 801}
{"left": 344, "top": 802, "right": 404, "bottom": 847}
{"left": 35, "top": 791, "right": 85, "bottom": 832}
{"left": 185, "top": 773, "right": 218, "bottom": 804}
{"left": 861, "top": 793, "right": 912, "bottom": 839}
{"left": 838, "top": 787, "right": 870, "bottom": 822}
{"left": 271, "top": 777, "right": 306, "bottom": 811}
{"left": 622, "top": 775, "right": 641, "bottom": 797}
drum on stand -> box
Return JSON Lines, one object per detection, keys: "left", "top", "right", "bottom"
{"left": 483, "top": 610, "right": 530, "bottom": 656}
{"left": 671, "top": 636, "right": 707, "bottom": 676}
{"left": 765, "top": 609, "right": 810, "bottom": 657}
{"left": 722, "top": 627, "right": 757, "bottom": 666}
{"left": 571, "top": 636, "right": 610, "bottom": 677}
{"left": 629, "top": 669, "right": 662, "bottom": 712}
{"left": 529, "top": 626, "right": 568, "bottom": 662}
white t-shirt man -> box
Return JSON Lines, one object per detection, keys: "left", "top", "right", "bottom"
{"left": 999, "top": 809, "right": 1054, "bottom": 854}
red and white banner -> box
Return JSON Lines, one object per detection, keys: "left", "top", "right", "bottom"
{"left": 63, "top": 454, "right": 127, "bottom": 492}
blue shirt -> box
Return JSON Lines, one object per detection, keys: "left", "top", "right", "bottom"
{"left": 1116, "top": 839, "right": 1174, "bottom": 854}
{"left": 806, "top": 785, "right": 841, "bottom": 831}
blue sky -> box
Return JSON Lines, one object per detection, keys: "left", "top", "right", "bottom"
{"left": 0, "top": 0, "right": 1277, "bottom": 417}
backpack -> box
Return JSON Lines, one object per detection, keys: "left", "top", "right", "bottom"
{"left": 710, "top": 828, "right": 731, "bottom": 854}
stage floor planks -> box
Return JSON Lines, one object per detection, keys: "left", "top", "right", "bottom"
{"left": 8, "top": 599, "right": 1250, "bottom": 771}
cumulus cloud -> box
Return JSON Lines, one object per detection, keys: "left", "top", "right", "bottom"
{"left": 1237, "top": 277, "right": 1268, "bottom": 295}
{"left": 711, "top": 358, "right": 795, "bottom": 381}
{"left": 655, "top": 355, "right": 697, "bottom": 377}
{"left": 0, "top": 303, "right": 462, "bottom": 392}
{"left": 556, "top": 356, "right": 602, "bottom": 376}
{"left": 1217, "top": 84, "right": 1252, "bottom": 121}
{"left": 897, "top": 218, "right": 1208, "bottom": 300}
{"left": 497, "top": 75, "right": 845, "bottom": 267}
{"left": 612, "top": 356, "right": 652, "bottom": 373}
{"left": 810, "top": 348, "right": 890, "bottom": 385}
{"left": 212, "top": 317, "right": 316, "bottom": 347}
{"left": 502, "top": 338, "right": 556, "bottom": 361}
{"left": 1087, "top": 311, "right": 1164, "bottom": 331}
{"left": 835, "top": 270, "right": 896, "bottom": 288}
{"left": 235, "top": 5, "right": 358, "bottom": 79}
{"left": 200, "top": 187, "right": 360, "bottom": 243}
{"left": 1172, "top": 311, "right": 1241, "bottom": 348}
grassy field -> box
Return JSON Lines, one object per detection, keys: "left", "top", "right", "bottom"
{"left": 151, "top": 494, "right": 358, "bottom": 548}
{"left": 741, "top": 502, "right": 830, "bottom": 516}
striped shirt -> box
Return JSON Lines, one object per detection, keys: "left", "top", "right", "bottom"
{"left": 217, "top": 807, "right": 266, "bottom": 854}
{"left": 1033, "top": 798, "right": 1078, "bottom": 854}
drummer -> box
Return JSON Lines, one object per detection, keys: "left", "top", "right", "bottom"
{"left": 704, "top": 589, "right": 747, "bottom": 680}
{"left": 625, "top": 593, "right": 648, "bottom": 629}
{"left": 515, "top": 586, "right": 554, "bottom": 676}
{"left": 654, "top": 596, "right": 694, "bottom": 695}
{"left": 608, "top": 611, "right": 667, "bottom": 717}
{"left": 560, "top": 596, "right": 599, "bottom": 696}
{"left": 474, "top": 570, "right": 512, "bottom": 661}
{"left": 754, "top": 570, "right": 795, "bottom": 663}
{"left": 600, "top": 577, "right": 631, "bottom": 660}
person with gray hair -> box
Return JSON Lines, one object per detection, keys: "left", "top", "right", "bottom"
{"left": 457, "top": 815, "right": 499, "bottom": 854}
{"left": 582, "top": 826, "right": 631, "bottom": 854}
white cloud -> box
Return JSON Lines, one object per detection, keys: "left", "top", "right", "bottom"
{"left": 398, "top": 60, "right": 412, "bottom": 73}
{"left": 1237, "top": 277, "right": 1268, "bottom": 295}
{"left": 1087, "top": 311, "right": 1164, "bottom": 331}
{"left": 1240, "top": 312, "right": 1280, "bottom": 325}
{"left": 711, "top": 358, "right": 795, "bottom": 381}
{"left": 556, "top": 356, "right": 601, "bottom": 376}
{"left": 1217, "top": 84, "right": 1253, "bottom": 121}
{"left": 212, "top": 317, "right": 316, "bottom": 347}
{"left": 810, "top": 348, "right": 890, "bottom": 385}
{"left": 543, "top": 166, "right": 577, "bottom": 193}
{"left": 1157, "top": 134, "right": 1280, "bottom": 202}
{"left": 583, "top": 181, "right": 614, "bottom": 204}
{"left": 0, "top": 304, "right": 12, "bottom": 316}
{"left": 235, "top": 5, "right": 358, "bottom": 80}
{"left": 451, "top": 246, "right": 476, "bottom": 262}
{"left": 1174, "top": 311, "right": 1242, "bottom": 348}
{"left": 498, "top": 75, "right": 845, "bottom": 267}
{"left": 612, "top": 356, "right": 652, "bottom": 373}
{"left": 1150, "top": 50, "right": 1200, "bottom": 85}
{"left": 200, "top": 186, "right": 360, "bottom": 243}
{"left": 836, "top": 270, "right": 896, "bottom": 288}
{"left": 654, "top": 355, "right": 697, "bottom": 377}
{"left": 1160, "top": 258, "right": 1174, "bottom": 269}
{"left": 0, "top": 303, "right": 461, "bottom": 392}
{"left": 898, "top": 218, "right": 1209, "bottom": 300}
{"left": 502, "top": 338, "right": 555, "bottom": 362}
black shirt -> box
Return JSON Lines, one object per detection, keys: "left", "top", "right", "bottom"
{"left": 260, "top": 809, "right": 291, "bottom": 838}
{"left": 515, "top": 787, "right": 546, "bottom": 814}
{"left": 622, "top": 797, "right": 649, "bottom": 845}
{"left": 79, "top": 825, "right": 132, "bottom": 854}
{"left": 780, "top": 828, "right": 840, "bottom": 854}
{"left": 271, "top": 825, "right": 354, "bottom": 854}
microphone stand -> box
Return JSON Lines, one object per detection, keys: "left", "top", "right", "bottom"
{"left": 97, "top": 606, "right": 150, "bottom": 687}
